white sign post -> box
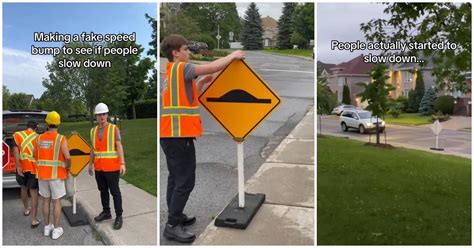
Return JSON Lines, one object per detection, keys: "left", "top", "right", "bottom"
{"left": 216, "top": 25, "right": 221, "bottom": 50}
{"left": 430, "top": 120, "right": 444, "bottom": 151}
{"left": 237, "top": 142, "right": 245, "bottom": 208}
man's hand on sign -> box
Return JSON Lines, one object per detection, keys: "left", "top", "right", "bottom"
{"left": 17, "top": 167, "right": 24, "bottom": 177}
{"left": 197, "top": 74, "right": 214, "bottom": 94}
{"left": 231, "top": 50, "right": 245, "bottom": 60}
{"left": 120, "top": 164, "right": 126, "bottom": 176}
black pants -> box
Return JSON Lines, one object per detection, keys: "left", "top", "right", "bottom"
{"left": 161, "top": 138, "right": 196, "bottom": 226}
{"left": 95, "top": 170, "right": 123, "bottom": 217}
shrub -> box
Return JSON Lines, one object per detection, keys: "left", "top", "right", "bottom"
{"left": 433, "top": 95, "right": 455, "bottom": 115}
{"left": 431, "top": 111, "right": 450, "bottom": 122}
{"left": 419, "top": 88, "right": 437, "bottom": 115}
{"left": 211, "top": 50, "right": 230, "bottom": 57}
{"left": 395, "top": 96, "right": 409, "bottom": 112}
{"left": 127, "top": 99, "right": 157, "bottom": 119}
{"left": 388, "top": 108, "right": 401, "bottom": 118}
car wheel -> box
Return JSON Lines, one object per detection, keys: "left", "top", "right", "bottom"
{"left": 359, "top": 125, "right": 366, "bottom": 134}
{"left": 341, "top": 122, "right": 348, "bottom": 132}
{"left": 380, "top": 127, "right": 385, "bottom": 133}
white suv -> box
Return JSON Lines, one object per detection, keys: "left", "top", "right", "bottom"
{"left": 340, "top": 110, "right": 385, "bottom": 134}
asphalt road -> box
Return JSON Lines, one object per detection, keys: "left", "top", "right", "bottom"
{"left": 159, "top": 51, "right": 314, "bottom": 245}
{"left": 318, "top": 115, "right": 471, "bottom": 156}
{"left": 3, "top": 188, "right": 103, "bottom": 245}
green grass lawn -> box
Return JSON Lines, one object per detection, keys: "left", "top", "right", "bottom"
{"left": 384, "top": 113, "right": 433, "bottom": 125}
{"left": 318, "top": 136, "right": 471, "bottom": 245}
{"left": 262, "top": 48, "right": 313, "bottom": 58}
{"left": 60, "top": 119, "right": 157, "bottom": 196}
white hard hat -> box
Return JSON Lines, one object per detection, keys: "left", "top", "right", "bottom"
{"left": 94, "top": 103, "right": 109, "bottom": 114}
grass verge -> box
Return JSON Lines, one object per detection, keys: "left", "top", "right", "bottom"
{"left": 60, "top": 119, "right": 157, "bottom": 195}
{"left": 384, "top": 113, "right": 433, "bottom": 125}
{"left": 262, "top": 48, "right": 313, "bottom": 58}
{"left": 317, "top": 136, "right": 470, "bottom": 245}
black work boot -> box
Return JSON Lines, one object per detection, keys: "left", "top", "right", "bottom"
{"left": 181, "top": 214, "right": 196, "bottom": 226}
{"left": 163, "top": 223, "right": 196, "bottom": 243}
{"left": 94, "top": 211, "right": 112, "bottom": 222}
{"left": 113, "top": 216, "right": 123, "bottom": 230}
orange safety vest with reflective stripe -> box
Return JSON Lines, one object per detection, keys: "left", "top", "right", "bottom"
{"left": 13, "top": 129, "right": 38, "bottom": 174}
{"left": 160, "top": 62, "right": 202, "bottom": 137}
{"left": 36, "top": 132, "right": 67, "bottom": 180}
{"left": 90, "top": 123, "right": 121, "bottom": 172}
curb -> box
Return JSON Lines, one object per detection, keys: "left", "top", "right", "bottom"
{"left": 320, "top": 133, "right": 471, "bottom": 159}
{"left": 66, "top": 193, "right": 111, "bottom": 245}
{"left": 195, "top": 107, "right": 314, "bottom": 245}
{"left": 257, "top": 51, "right": 314, "bottom": 61}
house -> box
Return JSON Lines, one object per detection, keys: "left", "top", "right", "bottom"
{"left": 261, "top": 16, "right": 278, "bottom": 48}
{"left": 386, "top": 58, "right": 471, "bottom": 116}
{"left": 385, "top": 59, "right": 436, "bottom": 99}
{"left": 318, "top": 55, "right": 375, "bottom": 106}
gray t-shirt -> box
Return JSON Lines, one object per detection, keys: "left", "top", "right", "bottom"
{"left": 183, "top": 63, "right": 196, "bottom": 104}
{"left": 97, "top": 125, "right": 121, "bottom": 142}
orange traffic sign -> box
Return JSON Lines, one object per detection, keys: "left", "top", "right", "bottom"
{"left": 199, "top": 59, "right": 281, "bottom": 141}
{"left": 68, "top": 133, "right": 91, "bottom": 177}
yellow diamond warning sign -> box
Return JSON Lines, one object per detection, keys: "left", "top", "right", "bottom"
{"left": 68, "top": 133, "right": 91, "bottom": 177}
{"left": 199, "top": 59, "right": 281, "bottom": 141}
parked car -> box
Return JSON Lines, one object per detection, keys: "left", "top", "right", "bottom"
{"left": 331, "top": 104, "right": 357, "bottom": 115}
{"left": 3, "top": 110, "right": 49, "bottom": 188}
{"left": 188, "top": 40, "right": 209, "bottom": 54}
{"left": 340, "top": 110, "right": 385, "bottom": 134}
{"left": 188, "top": 41, "right": 200, "bottom": 54}
{"left": 197, "top": 42, "right": 209, "bottom": 51}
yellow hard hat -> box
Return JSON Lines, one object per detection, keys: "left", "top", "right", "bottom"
{"left": 45, "top": 111, "right": 61, "bottom": 125}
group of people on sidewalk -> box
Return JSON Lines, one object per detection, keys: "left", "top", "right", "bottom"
{"left": 14, "top": 103, "right": 126, "bottom": 240}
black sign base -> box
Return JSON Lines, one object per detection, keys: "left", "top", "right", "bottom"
{"left": 62, "top": 206, "right": 89, "bottom": 227}
{"left": 215, "top": 193, "right": 265, "bottom": 230}
{"left": 430, "top": 147, "right": 445, "bottom": 151}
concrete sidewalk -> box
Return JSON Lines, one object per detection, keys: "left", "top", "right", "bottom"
{"left": 194, "top": 107, "right": 314, "bottom": 245}
{"left": 72, "top": 171, "right": 157, "bottom": 245}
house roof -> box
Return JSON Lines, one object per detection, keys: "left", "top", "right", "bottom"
{"left": 317, "top": 61, "right": 336, "bottom": 75}
{"left": 261, "top": 16, "right": 278, "bottom": 29}
{"left": 325, "top": 55, "right": 375, "bottom": 75}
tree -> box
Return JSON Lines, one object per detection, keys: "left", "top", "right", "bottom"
{"left": 3, "top": 86, "right": 10, "bottom": 110}
{"left": 357, "top": 64, "right": 395, "bottom": 144}
{"left": 160, "top": 7, "right": 201, "bottom": 42}
{"left": 241, "top": 2, "right": 263, "bottom": 50}
{"left": 361, "top": 3, "right": 471, "bottom": 93}
{"left": 342, "top": 84, "right": 351, "bottom": 104}
{"left": 407, "top": 89, "right": 417, "bottom": 112}
{"left": 317, "top": 78, "right": 337, "bottom": 135}
{"left": 419, "top": 87, "right": 437, "bottom": 115}
{"left": 291, "top": 3, "right": 314, "bottom": 49}
{"left": 8, "top": 93, "right": 31, "bottom": 110}
{"left": 145, "top": 13, "right": 157, "bottom": 99}
{"left": 181, "top": 3, "right": 242, "bottom": 48}
{"left": 413, "top": 69, "right": 425, "bottom": 111}
{"left": 42, "top": 39, "right": 152, "bottom": 121}
{"left": 277, "top": 3, "right": 297, "bottom": 49}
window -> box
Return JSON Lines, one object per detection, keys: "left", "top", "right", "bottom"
{"left": 338, "top": 77, "right": 344, "bottom": 87}
{"left": 404, "top": 71, "right": 413, "bottom": 84}
{"left": 401, "top": 90, "right": 409, "bottom": 97}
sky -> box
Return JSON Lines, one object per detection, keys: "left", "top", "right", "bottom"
{"left": 236, "top": 2, "right": 284, "bottom": 20}
{"left": 3, "top": 3, "right": 157, "bottom": 98}
{"left": 317, "top": 3, "right": 388, "bottom": 64}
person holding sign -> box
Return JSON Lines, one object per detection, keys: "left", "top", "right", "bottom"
{"left": 34, "top": 111, "right": 71, "bottom": 240}
{"left": 13, "top": 121, "right": 40, "bottom": 228}
{"left": 160, "top": 34, "right": 245, "bottom": 243}
{"left": 87, "top": 103, "right": 126, "bottom": 230}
